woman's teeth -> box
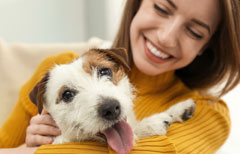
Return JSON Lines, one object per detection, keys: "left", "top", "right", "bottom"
{"left": 146, "top": 41, "right": 170, "bottom": 59}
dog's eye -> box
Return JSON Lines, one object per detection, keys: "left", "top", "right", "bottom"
{"left": 98, "top": 67, "right": 112, "bottom": 78}
{"left": 62, "top": 90, "right": 75, "bottom": 103}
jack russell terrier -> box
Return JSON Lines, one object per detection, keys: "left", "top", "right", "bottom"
{"left": 29, "top": 48, "right": 196, "bottom": 154}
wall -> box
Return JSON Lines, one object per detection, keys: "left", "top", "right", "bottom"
{"left": 0, "top": 0, "right": 124, "bottom": 43}
{"left": 0, "top": 0, "right": 86, "bottom": 43}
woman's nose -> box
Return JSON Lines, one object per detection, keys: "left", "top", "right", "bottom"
{"left": 157, "top": 19, "right": 181, "bottom": 48}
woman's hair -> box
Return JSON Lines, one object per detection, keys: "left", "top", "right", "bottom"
{"left": 112, "top": 0, "right": 240, "bottom": 97}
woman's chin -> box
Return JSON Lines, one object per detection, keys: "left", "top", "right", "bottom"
{"left": 134, "top": 60, "right": 166, "bottom": 76}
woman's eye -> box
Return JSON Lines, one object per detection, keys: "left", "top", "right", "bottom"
{"left": 98, "top": 67, "right": 112, "bottom": 78}
{"left": 62, "top": 90, "right": 75, "bottom": 103}
{"left": 186, "top": 27, "right": 203, "bottom": 40}
{"left": 154, "top": 4, "right": 169, "bottom": 15}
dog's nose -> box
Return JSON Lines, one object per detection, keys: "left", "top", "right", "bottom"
{"left": 98, "top": 98, "right": 121, "bottom": 121}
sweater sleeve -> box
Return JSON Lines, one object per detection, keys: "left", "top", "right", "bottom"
{"left": 166, "top": 96, "right": 231, "bottom": 154}
{"left": 34, "top": 96, "right": 230, "bottom": 154}
{"left": 0, "top": 97, "right": 33, "bottom": 148}
{"left": 130, "top": 97, "right": 230, "bottom": 154}
{"left": 0, "top": 51, "right": 79, "bottom": 148}
{"left": 35, "top": 136, "right": 177, "bottom": 154}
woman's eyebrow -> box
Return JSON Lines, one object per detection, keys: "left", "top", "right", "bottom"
{"left": 192, "top": 19, "right": 211, "bottom": 35}
{"left": 166, "top": 0, "right": 177, "bottom": 9}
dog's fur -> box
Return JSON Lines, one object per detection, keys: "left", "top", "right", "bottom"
{"left": 30, "top": 48, "right": 195, "bottom": 154}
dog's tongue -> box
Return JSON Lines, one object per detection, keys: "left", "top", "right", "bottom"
{"left": 102, "top": 120, "right": 133, "bottom": 154}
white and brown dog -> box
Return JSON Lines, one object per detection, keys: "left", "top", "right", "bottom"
{"left": 29, "top": 48, "right": 196, "bottom": 154}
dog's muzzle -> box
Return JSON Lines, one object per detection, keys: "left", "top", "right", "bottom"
{"left": 98, "top": 97, "right": 121, "bottom": 121}
{"left": 97, "top": 97, "right": 133, "bottom": 154}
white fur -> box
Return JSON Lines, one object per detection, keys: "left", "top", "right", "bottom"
{"left": 43, "top": 56, "right": 196, "bottom": 144}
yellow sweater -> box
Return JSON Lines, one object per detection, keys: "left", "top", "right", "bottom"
{"left": 0, "top": 51, "right": 231, "bottom": 154}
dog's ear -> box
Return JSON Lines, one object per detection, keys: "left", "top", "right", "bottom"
{"left": 29, "top": 73, "right": 49, "bottom": 114}
{"left": 95, "top": 48, "right": 131, "bottom": 73}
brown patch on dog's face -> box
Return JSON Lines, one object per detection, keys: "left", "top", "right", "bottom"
{"left": 56, "top": 86, "right": 78, "bottom": 104}
{"left": 82, "top": 49, "right": 128, "bottom": 85}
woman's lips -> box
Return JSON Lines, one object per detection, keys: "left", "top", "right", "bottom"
{"left": 144, "top": 38, "right": 172, "bottom": 63}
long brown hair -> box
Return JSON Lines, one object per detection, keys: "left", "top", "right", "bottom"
{"left": 112, "top": 0, "right": 240, "bottom": 97}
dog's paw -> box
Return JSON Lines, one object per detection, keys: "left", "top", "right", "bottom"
{"left": 166, "top": 99, "right": 196, "bottom": 123}
{"left": 134, "top": 113, "right": 172, "bottom": 138}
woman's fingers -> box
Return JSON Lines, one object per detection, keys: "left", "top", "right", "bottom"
{"left": 27, "top": 124, "right": 61, "bottom": 136}
{"left": 30, "top": 114, "right": 58, "bottom": 127}
{"left": 26, "top": 113, "right": 61, "bottom": 147}
{"left": 26, "top": 134, "right": 53, "bottom": 147}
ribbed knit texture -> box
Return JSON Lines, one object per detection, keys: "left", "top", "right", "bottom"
{"left": 0, "top": 51, "right": 231, "bottom": 154}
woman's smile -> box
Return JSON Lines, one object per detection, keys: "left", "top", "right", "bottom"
{"left": 144, "top": 37, "right": 173, "bottom": 63}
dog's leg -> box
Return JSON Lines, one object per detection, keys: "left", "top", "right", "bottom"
{"left": 133, "top": 99, "right": 196, "bottom": 139}
{"left": 133, "top": 112, "right": 172, "bottom": 139}
{"left": 166, "top": 99, "right": 196, "bottom": 123}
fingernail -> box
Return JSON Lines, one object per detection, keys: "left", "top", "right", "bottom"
{"left": 47, "top": 137, "right": 53, "bottom": 144}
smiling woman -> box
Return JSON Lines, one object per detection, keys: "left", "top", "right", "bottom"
{"left": 129, "top": 0, "right": 221, "bottom": 75}
{"left": 0, "top": 0, "right": 240, "bottom": 154}
{"left": 114, "top": 0, "right": 240, "bottom": 97}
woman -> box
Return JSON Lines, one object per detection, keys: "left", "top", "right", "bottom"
{"left": 0, "top": 0, "right": 240, "bottom": 153}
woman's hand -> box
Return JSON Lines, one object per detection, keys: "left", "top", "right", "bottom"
{"left": 26, "top": 109, "right": 61, "bottom": 147}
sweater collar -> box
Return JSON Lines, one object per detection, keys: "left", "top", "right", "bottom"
{"left": 129, "top": 65, "right": 176, "bottom": 95}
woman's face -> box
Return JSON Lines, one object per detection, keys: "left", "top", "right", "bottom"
{"left": 130, "top": 0, "right": 221, "bottom": 75}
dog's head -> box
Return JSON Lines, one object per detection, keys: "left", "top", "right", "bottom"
{"left": 30, "top": 48, "right": 134, "bottom": 154}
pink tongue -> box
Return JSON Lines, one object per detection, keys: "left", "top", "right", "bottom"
{"left": 102, "top": 120, "right": 134, "bottom": 154}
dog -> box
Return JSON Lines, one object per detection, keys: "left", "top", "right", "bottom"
{"left": 29, "top": 48, "right": 196, "bottom": 154}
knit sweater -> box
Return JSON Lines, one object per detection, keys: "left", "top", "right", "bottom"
{"left": 0, "top": 51, "right": 231, "bottom": 154}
